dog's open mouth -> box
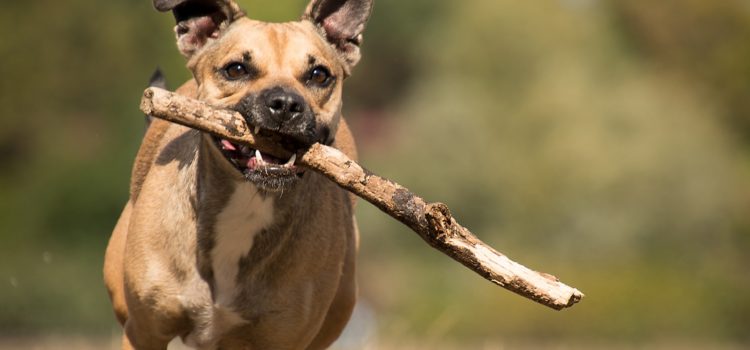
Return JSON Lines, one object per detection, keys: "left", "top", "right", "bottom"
{"left": 212, "top": 136, "right": 304, "bottom": 192}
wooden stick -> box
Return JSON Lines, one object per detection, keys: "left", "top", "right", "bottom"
{"left": 140, "top": 87, "right": 585, "bottom": 310}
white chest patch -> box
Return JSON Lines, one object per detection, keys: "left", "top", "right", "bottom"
{"left": 211, "top": 182, "right": 275, "bottom": 307}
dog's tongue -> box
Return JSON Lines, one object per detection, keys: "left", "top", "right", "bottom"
{"left": 221, "top": 139, "right": 237, "bottom": 151}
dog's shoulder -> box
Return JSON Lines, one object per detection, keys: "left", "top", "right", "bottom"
{"left": 332, "top": 118, "right": 359, "bottom": 207}
{"left": 333, "top": 119, "right": 357, "bottom": 163}
{"left": 130, "top": 80, "right": 199, "bottom": 202}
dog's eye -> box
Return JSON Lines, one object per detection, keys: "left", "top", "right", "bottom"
{"left": 223, "top": 62, "right": 250, "bottom": 80}
{"left": 307, "top": 66, "right": 334, "bottom": 87}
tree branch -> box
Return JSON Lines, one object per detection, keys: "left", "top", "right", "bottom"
{"left": 140, "top": 87, "right": 584, "bottom": 310}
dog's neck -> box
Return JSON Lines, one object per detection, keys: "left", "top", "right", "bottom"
{"left": 193, "top": 133, "right": 307, "bottom": 305}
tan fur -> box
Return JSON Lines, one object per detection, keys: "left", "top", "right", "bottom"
{"left": 104, "top": 1, "right": 370, "bottom": 348}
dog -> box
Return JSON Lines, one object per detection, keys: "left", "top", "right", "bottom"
{"left": 103, "top": 0, "right": 373, "bottom": 348}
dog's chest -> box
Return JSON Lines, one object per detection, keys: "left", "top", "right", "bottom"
{"left": 211, "top": 182, "right": 274, "bottom": 307}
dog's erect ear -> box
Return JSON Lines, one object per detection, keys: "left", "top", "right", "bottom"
{"left": 302, "top": 0, "right": 374, "bottom": 74}
{"left": 153, "top": 0, "right": 245, "bottom": 58}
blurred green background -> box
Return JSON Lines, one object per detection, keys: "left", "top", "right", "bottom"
{"left": 1, "top": 0, "right": 749, "bottom": 348}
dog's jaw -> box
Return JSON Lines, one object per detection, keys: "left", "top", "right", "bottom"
{"left": 209, "top": 135, "right": 305, "bottom": 193}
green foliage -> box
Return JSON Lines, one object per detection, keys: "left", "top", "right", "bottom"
{"left": 0, "top": 0, "right": 749, "bottom": 346}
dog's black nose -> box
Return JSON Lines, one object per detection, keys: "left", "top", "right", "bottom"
{"left": 265, "top": 88, "right": 305, "bottom": 123}
{"left": 236, "top": 87, "right": 319, "bottom": 146}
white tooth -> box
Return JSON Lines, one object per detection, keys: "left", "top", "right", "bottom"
{"left": 284, "top": 154, "right": 297, "bottom": 167}
{"left": 255, "top": 150, "right": 265, "bottom": 164}
{"left": 254, "top": 126, "right": 261, "bottom": 134}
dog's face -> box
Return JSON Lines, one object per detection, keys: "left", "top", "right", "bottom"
{"left": 192, "top": 19, "right": 344, "bottom": 148}
{"left": 193, "top": 19, "right": 346, "bottom": 191}
{"left": 155, "top": 0, "right": 373, "bottom": 191}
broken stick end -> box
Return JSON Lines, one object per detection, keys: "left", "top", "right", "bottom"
{"left": 548, "top": 289, "right": 584, "bottom": 311}
{"left": 140, "top": 88, "right": 156, "bottom": 115}
{"left": 565, "top": 289, "right": 585, "bottom": 308}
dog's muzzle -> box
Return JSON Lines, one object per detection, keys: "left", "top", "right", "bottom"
{"left": 211, "top": 87, "right": 330, "bottom": 192}
{"left": 237, "top": 87, "right": 325, "bottom": 147}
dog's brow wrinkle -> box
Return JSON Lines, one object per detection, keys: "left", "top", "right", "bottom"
{"left": 269, "top": 28, "right": 284, "bottom": 68}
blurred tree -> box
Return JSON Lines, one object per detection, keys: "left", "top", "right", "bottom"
{"left": 344, "top": 0, "right": 448, "bottom": 110}
{"left": 612, "top": 0, "right": 750, "bottom": 142}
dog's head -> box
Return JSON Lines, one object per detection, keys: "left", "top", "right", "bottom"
{"left": 154, "top": 0, "right": 373, "bottom": 191}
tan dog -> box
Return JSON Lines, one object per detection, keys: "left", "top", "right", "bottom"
{"left": 103, "top": 0, "right": 373, "bottom": 348}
